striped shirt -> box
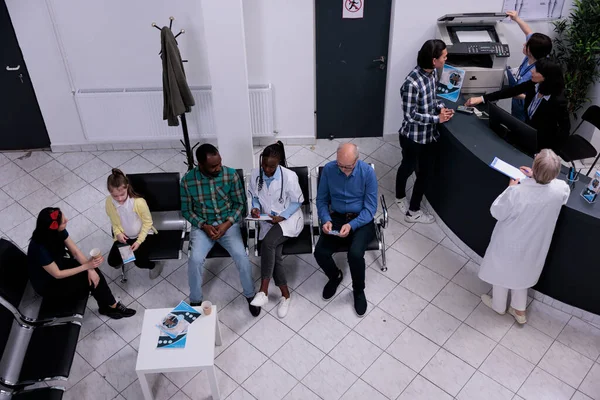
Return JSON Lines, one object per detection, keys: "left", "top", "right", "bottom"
{"left": 180, "top": 166, "right": 245, "bottom": 227}
{"left": 399, "top": 67, "right": 445, "bottom": 144}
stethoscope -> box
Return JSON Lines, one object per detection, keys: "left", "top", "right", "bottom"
{"left": 255, "top": 166, "right": 285, "bottom": 204}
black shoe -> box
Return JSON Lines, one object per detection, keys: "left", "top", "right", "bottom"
{"left": 98, "top": 302, "right": 136, "bottom": 319}
{"left": 353, "top": 291, "right": 368, "bottom": 317}
{"left": 190, "top": 301, "right": 202, "bottom": 307}
{"left": 246, "top": 296, "right": 261, "bottom": 317}
{"left": 322, "top": 270, "right": 343, "bottom": 301}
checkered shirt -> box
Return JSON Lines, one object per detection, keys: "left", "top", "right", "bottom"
{"left": 180, "top": 166, "right": 245, "bottom": 227}
{"left": 399, "top": 67, "right": 445, "bottom": 144}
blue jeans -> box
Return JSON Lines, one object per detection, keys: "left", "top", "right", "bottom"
{"left": 188, "top": 223, "right": 255, "bottom": 303}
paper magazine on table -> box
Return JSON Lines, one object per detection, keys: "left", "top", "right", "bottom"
{"left": 156, "top": 301, "right": 201, "bottom": 349}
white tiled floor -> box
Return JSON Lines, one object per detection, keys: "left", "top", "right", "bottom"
{"left": 3, "top": 138, "right": 600, "bottom": 399}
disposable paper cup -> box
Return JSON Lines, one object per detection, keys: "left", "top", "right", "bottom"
{"left": 201, "top": 301, "right": 212, "bottom": 315}
{"left": 89, "top": 248, "right": 101, "bottom": 259}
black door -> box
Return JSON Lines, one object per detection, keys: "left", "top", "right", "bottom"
{"left": 315, "top": 0, "right": 392, "bottom": 139}
{"left": 0, "top": 0, "right": 50, "bottom": 150}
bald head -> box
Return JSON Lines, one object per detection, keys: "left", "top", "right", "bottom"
{"left": 336, "top": 143, "right": 359, "bottom": 175}
{"left": 337, "top": 143, "right": 359, "bottom": 163}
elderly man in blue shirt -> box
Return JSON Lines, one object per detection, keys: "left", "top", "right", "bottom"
{"left": 315, "top": 143, "right": 377, "bottom": 316}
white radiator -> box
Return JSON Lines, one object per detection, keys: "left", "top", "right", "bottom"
{"left": 74, "top": 84, "right": 274, "bottom": 142}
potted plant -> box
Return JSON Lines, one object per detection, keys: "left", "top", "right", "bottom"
{"left": 552, "top": 0, "right": 600, "bottom": 120}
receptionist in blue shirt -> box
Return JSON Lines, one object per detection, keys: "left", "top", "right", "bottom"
{"left": 315, "top": 143, "right": 377, "bottom": 317}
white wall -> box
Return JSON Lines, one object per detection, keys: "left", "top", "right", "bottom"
{"left": 383, "top": 0, "right": 575, "bottom": 135}
{"left": 243, "top": 1, "right": 315, "bottom": 139}
{"left": 203, "top": 0, "right": 254, "bottom": 169}
{"left": 5, "top": 0, "right": 85, "bottom": 146}
{"left": 7, "top": 0, "right": 315, "bottom": 146}
{"left": 8, "top": 0, "right": 593, "bottom": 147}
{"left": 47, "top": 0, "right": 210, "bottom": 88}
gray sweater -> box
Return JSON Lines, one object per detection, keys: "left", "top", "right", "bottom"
{"left": 160, "top": 27, "right": 195, "bottom": 126}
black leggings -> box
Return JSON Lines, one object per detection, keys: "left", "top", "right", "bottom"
{"left": 107, "top": 237, "right": 155, "bottom": 269}
{"left": 395, "top": 135, "right": 437, "bottom": 212}
{"left": 39, "top": 258, "right": 116, "bottom": 308}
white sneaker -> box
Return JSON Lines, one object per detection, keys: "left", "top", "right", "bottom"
{"left": 250, "top": 292, "right": 269, "bottom": 307}
{"left": 404, "top": 209, "right": 435, "bottom": 224}
{"left": 148, "top": 263, "right": 164, "bottom": 280}
{"left": 481, "top": 294, "right": 506, "bottom": 315}
{"left": 277, "top": 296, "right": 291, "bottom": 318}
{"left": 396, "top": 198, "right": 408, "bottom": 215}
{"left": 508, "top": 306, "right": 527, "bottom": 324}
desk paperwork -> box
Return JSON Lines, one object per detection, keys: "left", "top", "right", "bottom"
{"left": 490, "top": 157, "right": 527, "bottom": 180}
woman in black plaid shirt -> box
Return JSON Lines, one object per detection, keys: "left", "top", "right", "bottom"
{"left": 395, "top": 39, "right": 454, "bottom": 224}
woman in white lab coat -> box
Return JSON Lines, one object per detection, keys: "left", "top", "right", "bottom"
{"left": 249, "top": 141, "right": 304, "bottom": 318}
{"left": 479, "top": 149, "right": 570, "bottom": 324}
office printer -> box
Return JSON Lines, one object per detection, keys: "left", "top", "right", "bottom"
{"left": 437, "top": 13, "right": 510, "bottom": 93}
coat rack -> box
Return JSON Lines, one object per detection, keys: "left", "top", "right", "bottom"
{"left": 152, "top": 16, "right": 196, "bottom": 171}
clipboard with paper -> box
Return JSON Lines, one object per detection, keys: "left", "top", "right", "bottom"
{"left": 490, "top": 157, "right": 527, "bottom": 181}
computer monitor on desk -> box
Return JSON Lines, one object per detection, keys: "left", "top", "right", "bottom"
{"left": 488, "top": 102, "right": 538, "bottom": 157}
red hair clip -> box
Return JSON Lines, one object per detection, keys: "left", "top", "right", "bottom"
{"left": 49, "top": 210, "right": 60, "bottom": 230}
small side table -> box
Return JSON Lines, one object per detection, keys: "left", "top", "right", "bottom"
{"left": 135, "top": 305, "right": 223, "bottom": 400}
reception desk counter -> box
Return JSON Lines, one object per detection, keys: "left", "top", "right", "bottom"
{"left": 426, "top": 105, "right": 600, "bottom": 314}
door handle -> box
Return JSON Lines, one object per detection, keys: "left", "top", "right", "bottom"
{"left": 372, "top": 56, "right": 385, "bottom": 63}
{"left": 6, "top": 65, "right": 20, "bottom": 71}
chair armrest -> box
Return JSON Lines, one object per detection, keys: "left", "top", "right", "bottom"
{"left": 22, "top": 315, "right": 83, "bottom": 328}
{"left": 379, "top": 195, "right": 388, "bottom": 229}
{"left": 1, "top": 296, "right": 82, "bottom": 328}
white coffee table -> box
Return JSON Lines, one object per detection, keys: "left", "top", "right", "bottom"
{"left": 135, "top": 305, "right": 223, "bottom": 400}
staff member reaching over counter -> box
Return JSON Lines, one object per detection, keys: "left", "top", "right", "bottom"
{"left": 395, "top": 39, "right": 454, "bottom": 224}
{"left": 478, "top": 149, "right": 569, "bottom": 324}
{"left": 505, "top": 10, "right": 553, "bottom": 121}
{"left": 465, "top": 58, "right": 570, "bottom": 153}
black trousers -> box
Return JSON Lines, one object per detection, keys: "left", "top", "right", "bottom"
{"left": 395, "top": 134, "right": 437, "bottom": 212}
{"left": 314, "top": 214, "right": 376, "bottom": 292}
{"left": 40, "top": 258, "right": 116, "bottom": 308}
{"left": 107, "top": 237, "right": 155, "bottom": 269}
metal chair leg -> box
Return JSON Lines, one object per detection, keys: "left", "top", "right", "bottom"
{"left": 380, "top": 231, "right": 387, "bottom": 272}
{"left": 586, "top": 153, "right": 600, "bottom": 176}
{"left": 120, "top": 264, "right": 127, "bottom": 283}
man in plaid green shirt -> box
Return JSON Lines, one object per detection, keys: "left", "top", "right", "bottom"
{"left": 180, "top": 144, "right": 260, "bottom": 316}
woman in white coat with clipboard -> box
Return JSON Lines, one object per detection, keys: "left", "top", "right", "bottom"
{"left": 479, "top": 149, "right": 569, "bottom": 324}
{"left": 248, "top": 142, "right": 304, "bottom": 318}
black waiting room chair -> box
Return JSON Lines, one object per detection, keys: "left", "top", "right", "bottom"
{"left": 120, "top": 172, "right": 187, "bottom": 282}
{"left": 0, "top": 238, "right": 86, "bottom": 326}
{"left": 0, "top": 304, "right": 80, "bottom": 389}
{"left": 253, "top": 166, "right": 315, "bottom": 257}
{"left": 0, "top": 384, "right": 65, "bottom": 400}
{"left": 316, "top": 164, "right": 389, "bottom": 271}
{"left": 0, "top": 239, "right": 81, "bottom": 390}
{"left": 557, "top": 105, "right": 600, "bottom": 176}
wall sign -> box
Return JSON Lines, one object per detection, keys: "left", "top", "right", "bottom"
{"left": 343, "top": 0, "right": 364, "bottom": 19}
